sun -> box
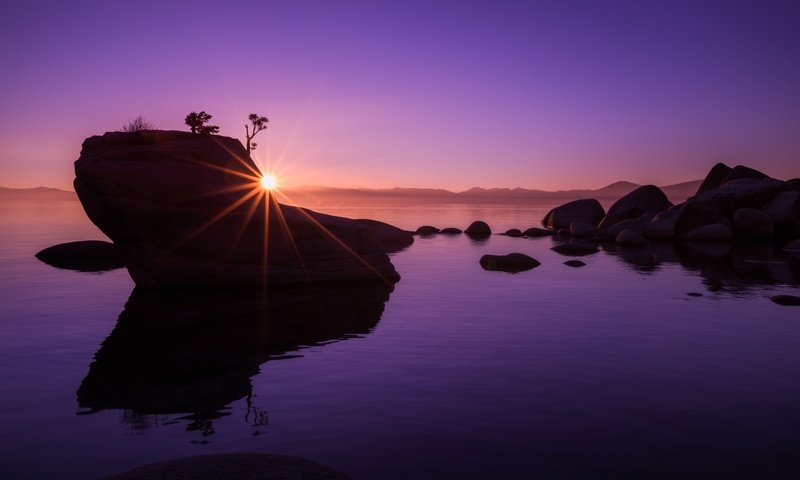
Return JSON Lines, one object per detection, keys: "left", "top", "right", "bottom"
{"left": 260, "top": 174, "right": 278, "bottom": 191}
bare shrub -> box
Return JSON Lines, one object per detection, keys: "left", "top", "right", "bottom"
{"left": 121, "top": 115, "right": 155, "bottom": 132}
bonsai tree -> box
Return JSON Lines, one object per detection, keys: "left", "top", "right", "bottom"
{"left": 121, "top": 115, "right": 154, "bottom": 132}
{"left": 244, "top": 113, "right": 268, "bottom": 152}
{"left": 185, "top": 111, "right": 219, "bottom": 135}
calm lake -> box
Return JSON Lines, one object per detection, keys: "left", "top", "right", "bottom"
{"left": 2, "top": 196, "right": 800, "bottom": 479}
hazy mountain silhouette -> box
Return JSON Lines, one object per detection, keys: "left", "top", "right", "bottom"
{"left": 0, "top": 180, "right": 702, "bottom": 204}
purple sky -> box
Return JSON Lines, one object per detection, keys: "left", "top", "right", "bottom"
{"left": 1, "top": 0, "right": 799, "bottom": 190}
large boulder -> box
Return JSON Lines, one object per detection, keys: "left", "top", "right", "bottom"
{"left": 691, "top": 177, "right": 790, "bottom": 213}
{"left": 74, "top": 131, "right": 401, "bottom": 287}
{"left": 721, "top": 165, "right": 768, "bottom": 185}
{"left": 681, "top": 223, "right": 733, "bottom": 241}
{"left": 542, "top": 199, "right": 605, "bottom": 229}
{"left": 732, "top": 208, "right": 773, "bottom": 239}
{"left": 601, "top": 185, "right": 672, "bottom": 228}
{"left": 763, "top": 191, "right": 800, "bottom": 229}
{"left": 695, "top": 162, "right": 733, "bottom": 195}
{"left": 675, "top": 202, "right": 730, "bottom": 234}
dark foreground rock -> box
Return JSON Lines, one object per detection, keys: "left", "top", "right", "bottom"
{"left": 770, "top": 295, "right": 800, "bottom": 306}
{"left": 74, "top": 131, "right": 401, "bottom": 287}
{"left": 479, "top": 253, "right": 541, "bottom": 272}
{"left": 35, "top": 240, "right": 123, "bottom": 272}
{"left": 105, "top": 454, "right": 350, "bottom": 480}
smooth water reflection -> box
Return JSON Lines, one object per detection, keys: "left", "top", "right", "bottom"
{"left": 3, "top": 198, "right": 800, "bottom": 479}
{"left": 78, "top": 282, "right": 393, "bottom": 433}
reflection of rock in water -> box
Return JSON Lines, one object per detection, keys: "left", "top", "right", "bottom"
{"left": 77, "top": 282, "right": 393, "bottom": 430}
{"left": 603, "top": 240, "right": 800, "bottom": 294}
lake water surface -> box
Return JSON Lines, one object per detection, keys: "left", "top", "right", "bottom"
{"left": 2, "top": 197, "right": 800, "bottom": 479}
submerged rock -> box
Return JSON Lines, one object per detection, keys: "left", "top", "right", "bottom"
{"left": 564, "top": 260, "right": 586, "bottom": 268}
{"left": 35, "top": 240, "right": 123, "bottom": 272}
{"left": 105, "top": 454, "right": 351, "bottom": 480}
{"left": 74, "top": 131, "right": 401, "bottom": 287}
{"left": 479, "top": 253, "right": 541, "bottom": 272}
{"left": 440, "top": 227, "right": 463, "bottom": 235}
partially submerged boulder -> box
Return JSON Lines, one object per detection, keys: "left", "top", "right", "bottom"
{"left": 542, "top": 199, "right": 605, "bottom": 230}
{"left": 74, "top": 131, "right": 401, "bottom": 287}
{"left": 357, "top": 219, "right": 414, "bottom": 252}
{"left": 465, "top": 220, "right": 492, "bottom": 238}
{"left": 523, "top": 227, "right": 554, "bottom": 237}
{"left": 479, "top": 253, "right": 541, "bottom": 272}
{"left": 35, "top": 240, "right": 123, "bottom": 272}
{"left": 415, "top": 225, "right": 440, "bottom": 235}
{"left": 731, "top": 208, "right": 773, "bottom": 239}
{"left": 601, "top": 185, "right": 672, "bottom": 228}
{"left": 440, "top": 227, "right": 463, "bottom": 235}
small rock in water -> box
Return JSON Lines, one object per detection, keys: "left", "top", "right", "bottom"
{"left": 770, "top": 295, "right": 800, "bottom": 306}
{"left": 479, "top": 253, "right": 541, "bottom": 273}
{"left": 440, "top": 227, "right": 463, "bottom": 235}
{"left": 504, "top": 228, "right": 523, "bottom": 237}
{"left": 522, "top": 227, "right": 554, "bottom": 237}
{"left": 465, "top": 221, "right": 492, "bottom": 238}
{"left": 35, "top": 240, "right": 123, "bottom": 272}
{"left": 416, "top": 225, "right": 440, "bottom": 235}
{"left": 551, "top": 242, "right": 599, "bottom": 257}
{"left": 686, "top": 292, "right": 703, "bottom": 297}
{"left": 564, "top": 260, "right": 586, "bottom": 268}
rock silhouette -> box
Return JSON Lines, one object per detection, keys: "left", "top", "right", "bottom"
{"left": 540, "top": 163, "right": 800, "bottom": 244}
{"left": 74, "top": 131, "right": 402, "bottom": 287}
{"left": 35, "top": 240, "right": 123, "bottom": 272}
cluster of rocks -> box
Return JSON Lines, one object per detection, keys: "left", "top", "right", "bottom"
{"left": 415, "top": 220, "right": 492, "bottom": 239}
{"left": 540, "top": 163, "right": 800, "bottom": 248}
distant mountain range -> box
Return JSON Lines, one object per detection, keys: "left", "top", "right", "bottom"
{"left": 0, "top": 186, "right": 76, "bottom": 199}
{"left": 0, "top": 180, "right": 703, "bottom": 204}
{"left": 278, "top": 180, "right": 703, "bottom": 204}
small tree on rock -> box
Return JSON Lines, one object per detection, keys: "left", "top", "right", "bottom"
{"left": 244, "top": 113, "right": 268, "bottom": 152}
{"left": 185, "top": 111, "right": 219, "bottom": 135}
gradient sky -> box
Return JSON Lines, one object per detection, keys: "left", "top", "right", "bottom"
{"left": 1, "top": 0, "right": 799, "bottom": 191}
